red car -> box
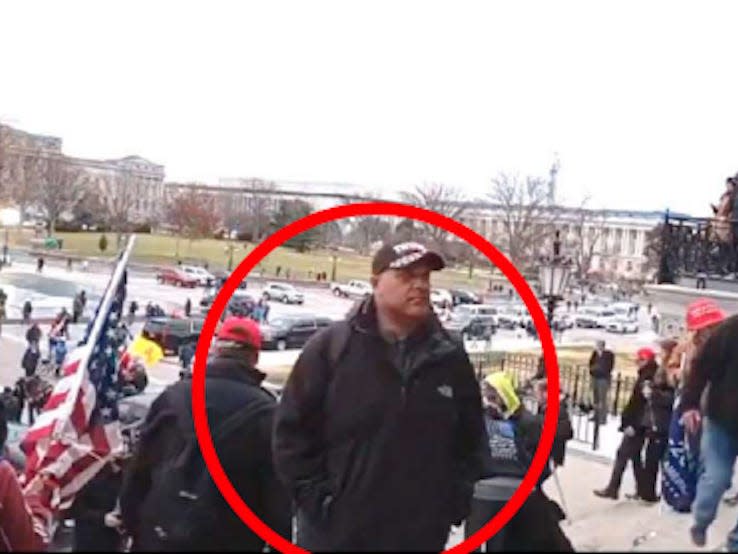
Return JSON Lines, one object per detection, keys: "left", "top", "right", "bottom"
{"left": 156, "top": 267, "right": 198, "bottom": 288}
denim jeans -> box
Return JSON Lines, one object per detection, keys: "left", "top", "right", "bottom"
{"left": 693, "top": 418, "right": 738, "bottom": 550}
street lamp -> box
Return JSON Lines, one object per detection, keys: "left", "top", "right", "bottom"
{"left": 538, "top": 230, "right": 572, "bottom": 329}
{"left": 331, "top": 253, "right": 338, "bottom": 282}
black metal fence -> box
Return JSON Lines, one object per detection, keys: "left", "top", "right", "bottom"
{"left": 468, "top": 351, "right": 637, "bottom": 450}
{"left": 657, "top": 211, "right": 738, "bottom": 283}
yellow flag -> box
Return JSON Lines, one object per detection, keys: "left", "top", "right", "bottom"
{"left": 127, "top": 335, "right": 164, "bottom": 368}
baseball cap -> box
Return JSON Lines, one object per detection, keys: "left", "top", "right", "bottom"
{"left": 217, "top": 316, "right": 262, "bottom": 350}
{"left": 686, "top": 298, "right": 726, "bottom": 332}
{"left": 636, "top": 347, "right": 656, "bottom": 362}
{"left": 371, "top": 240, "right": 445, "bottom": 275}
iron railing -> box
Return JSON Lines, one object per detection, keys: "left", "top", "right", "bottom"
{"left": 657, "top": 211, "right": 738, "bottom": 284}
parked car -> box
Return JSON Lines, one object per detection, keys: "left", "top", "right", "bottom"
{"left": 330, "top": 280, "right": 372, "bottom": 298}
{"left": 574, "top": 308, "right": 600, "bottom": 328}
{"left": 552, "top": 314, "right": 575, "bottom": 330}
{"left": 200, "top": 292, "right": 257, "bottom": 319}
{"left": 262, "top": 282, "right": 304, "bottom": 304}
{"left": 444, "top": 314, "right": 497, "bottom": 341}
{"left": 260, "top": 315, "right": 332, "bottom": 350}
{"left": 181, "top": 265, "right": 216, "bottom": 287}
{"left": 449, "top": 289, "right": 481, "bottom": 306}
{"left": 211, "top": 270, "right": 248, "bottom": 290}
{"left": 430, "top": 288, "right": 454, "bottom": 308}
{"left": 142, "top": 316, "right": 205, "bottom": 355}
{"left": 606, "top": 318, "right": 639, "bottom": 334}
{"left": 156, "top": 267, "right": 199, "bottom": 288}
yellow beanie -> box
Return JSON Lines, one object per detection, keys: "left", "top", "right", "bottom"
{"left": 483, "top": 372, "right": 521, "bottom": 419}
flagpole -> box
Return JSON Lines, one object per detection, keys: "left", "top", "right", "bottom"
{"left": 56, "top": 235, "right": 137, "bottom": 438}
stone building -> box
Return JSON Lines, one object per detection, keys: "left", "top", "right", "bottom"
{"left": 0, "top": 124, "right": 164, "bottom": 224}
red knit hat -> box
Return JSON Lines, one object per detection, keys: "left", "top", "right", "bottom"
{"left": 686, "top": 298, "right": 726, "bottom": 332}
{"left": 636, "top": 347, "right": 656, "bottom": 362}
{"left": 217, "top": 317, "right": 262, "bottom": 350}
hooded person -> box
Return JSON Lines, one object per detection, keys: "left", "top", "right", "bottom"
{"left": 469, "top": 372, "right": 573, "bottom": 552}
{"left": 594, "top": 347, "right": 660, "bottom": 502}
{"left": 119, "top": 316, "right": 291, "bottom": 551}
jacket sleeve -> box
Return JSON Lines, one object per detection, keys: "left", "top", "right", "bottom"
{"left": 255, "top": 412, "right": 293, "bottom": 543}
{"left": 450, "top": 351, "right": 488, "bottom": 521}
{"left": 119, "top": 390, "right": 177, "bottom": 534}
{"left": 682, "top": 324, "right": 729, "bottom": 412}
{"left": 272, "top": 329, "right": 336, "bottom": 515}
{"left": 619, "top": 378, "right": 643, "bottom": 430}
{"left": 604, "top": 351, "right": 615, "bottom": 374}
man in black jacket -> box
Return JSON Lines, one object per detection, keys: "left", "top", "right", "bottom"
{"left": 594, "top": 348, "right": 658, "bottom": 501}
{"left": 119, "top": 316, "right": 291, "bottom": 551}
{"left": 273, "top": 240, "right": 487, "bottom": 552}
{"left": 682, "top": 313, "right": 738, "bottom": 549}
{"left": 589, "top": 340, "right": 615, "bottom": 424}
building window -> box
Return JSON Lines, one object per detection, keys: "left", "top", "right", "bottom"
{"left": 626, "top": 260, "right": 633, "bottom": 272}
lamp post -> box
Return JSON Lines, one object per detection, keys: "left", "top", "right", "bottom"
{"left": 225, "top": 242, "right": 235, "bottom": 272}
{"left": 331, "top": 253, "right": 338, "bottom": 282}
{"left": 538, "top": 230, "right": 572, "bottom": 331}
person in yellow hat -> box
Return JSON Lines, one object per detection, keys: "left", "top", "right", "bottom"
{"left": 473, "top": 372, "right": 574, "bottom": 551}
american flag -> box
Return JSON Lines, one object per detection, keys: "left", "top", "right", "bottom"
{"left": 20, "top": 237, "right": 136, "bottom": 540}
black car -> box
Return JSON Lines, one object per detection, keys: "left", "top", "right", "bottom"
{"left": 449, "top": 289, "right": 481, "bottom": 306}
{"left": 200, "top": 292, "right": 257, "bottom": 318}
{"left": 260, "top": 315, "right": 332, "bottom": 351}
{"left": 142, "top": 317, "right": 205, "bottom": 355}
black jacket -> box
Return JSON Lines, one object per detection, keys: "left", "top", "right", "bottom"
{"left": 647, "top": 382, "right": 675, "bottom": 436}
{"left": 69, "top": 463, "right": 123, "bottom": 552}
{"left": 620, "top": 360, "right": 658, "bottom": 431}
{"left": 273, "top": 297, "right": 487, "bottom": 552}
{"left": 683, "top": 315, "right": 738, "bottom": 436}
{"left": 119, "top": 353, "right": 292, "bottom": 551}
{"left": 589, "top": 349, "right": 615, "bottom": 380}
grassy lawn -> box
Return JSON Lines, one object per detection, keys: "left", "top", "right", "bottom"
{"left": 9, "top": 230, "right": 502, "bottom": 291}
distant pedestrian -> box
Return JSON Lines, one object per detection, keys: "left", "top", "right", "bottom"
{"left": 588, "top": 340, "right": 614, "bottom": 425}
{"left": 647, "top": 303, "right": 652, "bottom": 314}
{"left": 178, "top": 340, "right": 195, "bottom": 372}
{"left": 128, "top": 300, "right": 138, "bottom": 325}
{"left": 81, "top": 259, "right": 89, "bottom": 272}
{"left": 184, "top": 298, "right": 192, "bottom": 318}
{"left": 21, "top": 344, "right": 40, "bottom": 378}
{"left": 0, "top": 301, "right": 5, "bottom": 337}
{"left": 25, "top": 322, "right": 41, "bottom": 349}
{"left": 36, "top": 256, "right": 44, "bottom": 273}
{"left": 72, "top": 292, "right": 84, "bottom": 324}
{"left": 275, "top": 265, "right": 282, "bottom": 277}
{"left": 67, "top": 257, "right": 73, "bottom": 271}
{"left": 22, "top": 300, "right": 33, "bottom": 325}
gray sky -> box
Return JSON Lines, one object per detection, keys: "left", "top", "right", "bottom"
{"left": 2, "top": 0, "right": 737, "bottom": 216}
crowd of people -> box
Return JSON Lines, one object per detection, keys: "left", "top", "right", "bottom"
{"left": 2, "top": 236, "right": 738, "bottom": 551}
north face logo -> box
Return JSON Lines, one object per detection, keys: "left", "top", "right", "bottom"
{"left": 437, "top": 385, "right": 453, "bottom": 399}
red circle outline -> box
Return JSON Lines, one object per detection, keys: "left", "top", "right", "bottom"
{"left": 191, "top": 202, "right": 560, "bottom": 554}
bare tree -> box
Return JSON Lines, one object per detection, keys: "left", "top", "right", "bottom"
{"left": 99, "top": 170, "right": 138, "bottom": 247}
{"left": 238, "top": 178, "right": 277, "bottom": 242}
{"left": 34, "top": 155, "right": 85, "bottom": 236}
{"left": 400, "top": 183, "right": 467, "bottom": 253}
{"left": 166, "top": 189, "right": 220, "bottom": 256}
{"left": 488, "top": 170, "right": 560, "bottom": 270}
{"left": 346, "top": 217, "right": 392, "bottom": 255}
{"left": 565, "top": 199, "right": 608, "bottom": 279}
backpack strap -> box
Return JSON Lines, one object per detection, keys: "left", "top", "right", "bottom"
{"left": 327, "top": 320, "right": 352, "bottom": 369}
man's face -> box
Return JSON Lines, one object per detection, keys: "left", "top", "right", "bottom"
{"left": 372, "top": 263, "right": 432, "bottom": 321}
{"left": 482, "top": 382, "right": 505, "bottom": 418}
{"left": 596, "top": 341, "right": 604, "bottom": 353}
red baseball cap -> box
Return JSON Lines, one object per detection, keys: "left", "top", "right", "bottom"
{"left": 636, "top": 347, "right": 656, "bottom": 362}
{"left": 686, "top": 298, "right": 726, "bottom": 332}
{"left": 217, "top": 317, "right": 262, "bottom": 350}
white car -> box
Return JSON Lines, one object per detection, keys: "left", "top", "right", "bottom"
{"left": 607, "top": 318, "right": 639, "bottom": 334}
{"left": 430, "top": 289, "right": 454, "bottom": 308}
{"left": 262, "top": 282, "right": 304, "bottom": 305}
{"left": 181, "top": 265, "right": 215, "bottom": 287}
{"left": 330, "top": 280, "right": 372, "bottom": 298}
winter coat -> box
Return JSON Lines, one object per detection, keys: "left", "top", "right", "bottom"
{"left": 0, "top": 460, "right": 43, "bottom": 552}
{"left": 119, "top": 353, "right": 291, "bottom": 551}
{"left": 69, "top": 463, "right": 123, "bottom": 552}
{"left": 273, "top": 296, "right": 487, "bottom": 552}
{"left": 683, "top": 315, "right": 738, "bottom": 436}
{"left": 589, "top": 349, "right": 615, "bottom": 380}
{"left": 646, "top": 382, "right": 675, "bottom": 437}
{"left": 620, "top": 359, "right": 658, "bottom": 431}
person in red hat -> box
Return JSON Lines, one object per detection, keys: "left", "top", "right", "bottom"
{"left": 678, "top": 300, "right": 738, "bottom": 548}
{"left": 594, "top": 347, "right": 660, "bottom": 502}
{"left": 119, "top": 316, "right": 291, "bottom": 551}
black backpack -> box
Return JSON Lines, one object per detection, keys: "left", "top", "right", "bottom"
{"left": 138, "top": 396, "right": 275, "bottom": 551}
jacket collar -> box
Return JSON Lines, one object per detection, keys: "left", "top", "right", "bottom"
{"left": 206, "top": 352, "right": 266, "bottom": 386}
{"left": 349, "top": 295, "right": 460, "bottom": 366}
